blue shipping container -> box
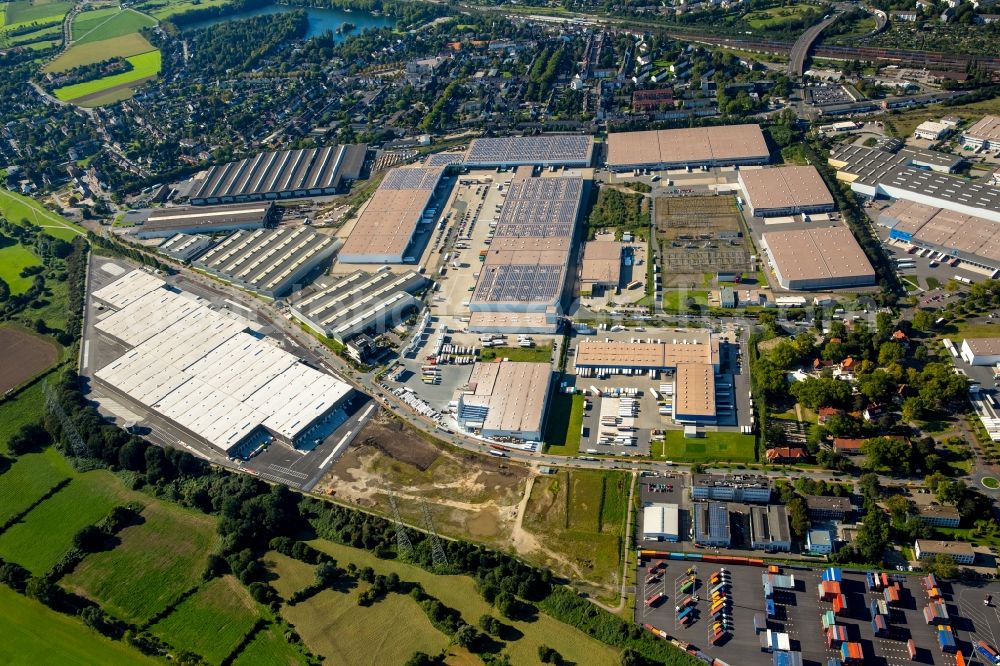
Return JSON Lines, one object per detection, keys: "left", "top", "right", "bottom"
{"left": 766, "top": 598, "right": 777, "bottom": 617}
{"left": 938, "top": 630, "right": 956, "bottom": 653}
{"left": 678, "top": 606, "right": 693, "bottom": 620}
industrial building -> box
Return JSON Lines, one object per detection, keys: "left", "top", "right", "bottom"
{"left": 806, "top": 529, "right": 834, "bottom": 555}
{"left": 338, "top": 166, "right": 447, "bottom": 264}
{"left": 462, "top": 135, "right": 594, "bottom": 168}
{"left": 188, "top": 144, "right": 366, "bottom": 205}
{"left": 877, "top": 199, "right": 1000, "bottom": 271}
{"left": 157, "top": 234, "right": 214, "bottom": 262}
{"left": 914, "top": 539, "right": 975, "bottom": 564}
{"left": 580, "top": 240, "right": 623, "bottom": 294}
{"left": 750, "top": 505, "right": 792, "bottom": 552}
{"left": 453, "top": 361, "right": 552, "bottom": 441}
{"left": 92, "top": 270, "right": 353, "bottom": 455}
{"left": 288, "top": 269, "right": 426, "bottom": 342}
{"left": 573, "top": 333, "right": 721, "bottom": 375}
{"left": 962, "top": 115, "right": 1000, "bottom": 151}
{"left": 193, "top": 227, "right": 339, "bottom": 298}
{"left": 829, "top": 145, "right": 1000, "bottom": 224}
{"left": 673, "top": 364, "right": 717, "bottom": 425}
{"left": 642, "top": 503, "right": 680, "bottom": 542}
{"left": 127, "top": 203, "right": 277, "bottom": 239}
{"left": 760, "top": 227, "right": 876, "bottom": 290}
{"left": 605, "top": 124, "right": 770, "bottom": 171}
{"left": 692, "top": 473, "right": 771, "bottom": 503}
{"left": 805, "top": 495, "right": 853, "bottom": 521}
{"left": 914, "top": 120, "right": 952, "bottom": 141}
{"left": 694, "top": 502, "right": 731, "bottom": 548}
{"left": 960, "top": 338, "right": 1000, "bottom": 366}
{"left": 738, "top": 166, "right": 834, "bottom": 218}
{"left": 469, "top": 172, "right": 586, "bottom": 333}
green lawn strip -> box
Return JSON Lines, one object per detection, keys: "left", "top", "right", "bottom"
{"left": 0, "top": 187, "right": 87, "bottom": 240}
{"left": 232, "top": 622, "right": 306, "bottom": 666}
{"left": 0, "top": 448, "right": 73, "bottom": 524}
{"left": 0, "top": 585, "right": 159, "bottom": 665}
{"left": 662, "top": 289, "right": 709, "bottom": 312}
{"left": 0, "top": 470, "right": 137, "bottom": 574}
{"left": 263, "top": 550, "right": 316, "bottom": 600}
{"left": 653, "top": 429, "right": 756, "bottom": 462}
{"left": 146, "top": 0, "right": 236, "bottom": 20}
{"left": 544, "top": 393, "right": 584, "bottom": 455}
{"left": 7, "top": 22, "right": 60, "bottom": 44}
{"left": 151, "top": 575, "right": 262, "bottom": 664}
{"left": 75, "top": 8, "right": 156, "bottom": 44}
{"left": 63, "top": 501, "right": 218, "bottom": 624}
{"left": 479, "top": 342, "right": 553, "bottom": 363}
{"left": 0, "top": 241, "right": 42, "bottom": 294}
{"left": 54, "top": 49, "right": 160, "bottom": 102}
{"left": 308, "top": 538, "right": 621, "bottom": 665}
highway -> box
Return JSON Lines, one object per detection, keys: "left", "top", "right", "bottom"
{"left": 788, "top": 10, "right": 843, "bottom": 77}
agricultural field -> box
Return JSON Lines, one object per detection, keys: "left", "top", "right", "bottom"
{"left": 53, "top": 49, "right": 161, "bottom": 104}
{"left": 73, "top": 8, "right": 156, "bottom": 44}
{"left": 0, "top": 240, "right": 42, "bottom": 294}
{"left": 0, "top": 448, "right": 73, "bottom": 525}
{"left": 264, "top": 550, "right": 317, "bottom": 600}
{"left": 0, "top": 327, "right": 60, "bottom": 394}
{"left": 63, "top": 502, "right": 218, "bottom": 624}
{"left": 233, "top": 623, "right": 307, "bottom": 666}
{"left": 0, "top": 470, "right": 139, "bottom": 574}
{"left": 0, "top": 187, "right": 86, "bottom": 241}
{"left": 309, "top": 539, "right": 621, "bottom": 666}
{"left": 523, "top": 469, "right": 630, "bottom": 595}
{"left": 5, "top": 21, "right": 60, "bottom": 45}
{"left": 151, "top": 575, "right": 263, "bottom": 664}
{"left": 0, "top": 586, "right": 159, "bottom": 665}
{"left": 45, "top": 31, "right": 156, "bottom": 71}
{"left": 655, "top": 429, "right": 756, "bottom": 462}
{"left": 139, "top": 0, "right": 236, "bottom": 20}
{"left": 4, "top": 0, "right": 71, "bottom": 26}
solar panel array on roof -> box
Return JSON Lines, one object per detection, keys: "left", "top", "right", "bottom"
{"left": 494, "top": 178, "right": 583, "bottom": 238}
{"left": 424, "top": 152, "right": 465, "bottom": 167}
{"left": 473, "top": 264, "right": 565, "bottom": 303}
{"left": 464, "top": 135, "right": 594, "bottom": 167}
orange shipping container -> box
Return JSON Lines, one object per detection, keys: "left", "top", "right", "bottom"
{"left": 956, "top": 651, "right": 966, "bottom": 666}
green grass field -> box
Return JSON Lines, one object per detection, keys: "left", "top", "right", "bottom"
{"left": 479, "top": 343, "right": 553, "bottom": 363}
{"left": 74, "top": 8, "right": 156, "bottom": 44}
{"left": 0, "top": 241, "right": 42, "bottom": 294}
{"left": 264, "top": 550, "right": 316, "bottom": 600}
{"left": 233, "top": 623, "right": 307, "bottom": 666}
{"left": 142, "top": 0, "right": 236, "bottom": 20}
{"left": 654, "top": 430, "right": 756, "bottom": 462}
{"left": 54, "top": 49, "right": 161, "bottom": 102}
{"left": 6, "top": 21, "right": 60, "bottom": 44}
{"left": 0, "top": 470, "right": 137, "bottom": 574}
{"left": 309, "top": 539, "right": 621, "bottom": 665}
{"left": 0, "top": 585, "right": 159, "bottom": 665}
{"left": 44, "top": 31, "right": 156, "bottom": 72}
{"left": 544, "top": 393, "right": 584, "bottom": 456}
{"left": 0, "top": 381, "right": 51, "bottom": 454}
{"left": 4, "top": 0, "right": 72, "bottom": 26}
{"left": 662, "top": 289, "right": 710, "bottom": 312}
{"left": 151, "top": 575, "right": 262, "bottom": 664}
{"left": 0, "top": 187, "right": 86, "bottom": 241}
{"left": 745, "top": 3, "right": 815, "bottom": 29}
{"left": 0, "top": 448, "right": 73, "bottom": 526}
{"left": 70, "top": 6, "right": 122, "bottom": 37}
{"left": 64, "top": 502, "right": 218, "bottom": 624}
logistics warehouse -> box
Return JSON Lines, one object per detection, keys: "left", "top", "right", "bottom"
{"left": 605, "top": 124, "right": 770, "bottom": 171}
{"left": 761, "top": 227, "right": 876, "bottom": 290}
{"left": 92, "top": 270, "right": 353, "bottom": 456}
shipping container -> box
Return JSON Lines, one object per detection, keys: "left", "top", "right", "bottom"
{"left": 833, "top": 594, "right": 848, "bottom": 616}
{"left": 840, "top": 642, "right": 863, "bottom": 663}
{"left": 866, "top": 572, "right": 878, "bottom": 591}
{"left": 678, "top": 605, "right": 693, "bottom": 619}
{"left": 821, "top": 610, "right": 836, "bottom": 629}
{"left": 884, "top": 586, "right": 901, "bottom": 605}
{"left": 766, "top": 598, "right": 777, "bottom": 618}
{"left": 907, "top": 640, "right": 917, "bottom": 660}
{"left": 938, "top": 628, "right": 956, "bottom": 653}
{"left": 923, "top": 573, "right": 938, "bottom": 590}
{"left": 872, "top": 614, "right": 888, "bottom": 637}
{"left": 823, "top": 568, "right": 843, "bottom": 582}
{"left": 957, "top": 650, "right": 967, "bottom": 666}
{"left": 645, "top": 592, "right": 665, "bottom": 608}
{"left": 977, "top": 640, "right": 1000, "bottom": 665}
{"left": 754, "top": 613, "right": 768, "bottom": 634}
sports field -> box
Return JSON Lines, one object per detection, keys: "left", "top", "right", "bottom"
{"left": 0, "top": 241, "right": 42, "bottom": 294}
{"left": 0, "top": 187, "right": 86, "bottom": 241}
{"left": 151, "top": 575, "right": 262, "bottom": 664}
{"left": 53, "top": 49, "right": 161, "bottom": 103}
{"left": 656, "top": 429, "right": 756, "bottom": 462}
{"left": 0, "top": 448, "right": 72, "bottom": 525}
{"left": 0, "top": 586, "right": 158, "bottom": 665}
{"left": 45, "top": 31, "right": 156, "bottom": 71}
{"left": 64, "top": 502, "right": 218, "bottom": 624}
{"left": 0, "top": 327, "right": 59, "bottom": 394}
{"left": 74, "top": 8, "right": 156, "bottom": 44}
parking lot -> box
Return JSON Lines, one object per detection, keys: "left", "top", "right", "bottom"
{"left": 637, "top": 560, "right": 1000, "bottom": 666}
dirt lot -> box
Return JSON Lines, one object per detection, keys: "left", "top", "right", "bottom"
{"left": 0, "top": 327, "right": 59, "bottom": 394}
{"left": 655, "top": 196, "right": 750, "bottom": 287}
{"left": 316, "top": 412, "right": 528, "bottom": 549}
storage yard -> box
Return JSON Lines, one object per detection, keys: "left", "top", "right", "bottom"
{"left": 637, "top": 557, "right": 1000, "bottom": 666}
{"left": 654, "top": 196, "right": 751, "bottom": 287}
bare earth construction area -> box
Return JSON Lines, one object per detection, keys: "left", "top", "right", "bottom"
{"left": 0, "top": 328, "right": 58, "bottom": 394}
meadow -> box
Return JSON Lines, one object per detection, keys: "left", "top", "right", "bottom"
{"left": 655, "top": 429, "right": 756, "bottom": 462}
{"left": 141, "top": 0, "right": 237, "bottom": 20}
{"left": 151, "top": 575, "right": 262, "bottom": 664}
{"left": 0, "top": 586, "right": 159, "bottom": 665}
{"left": 45, "top": 31, "right": 156, "bottom": 71}
{"left": 0, "top": 448, "right": 72, "bottom": 525}
{"left": 53, "top": 49, "right": 161, "bottom": 103}
{"left": 0, "top": 381, "right": 49, "bottom": 454}
{"left": 263, "top": 550, "right": 317, "bottom": 600}
{"left": 0, "top": 187, "right": 86, "bottom": 241}
{"left": 70, "top": 6, "right": 122, "bottom": 38}
{"left": 4, "top": 0, "right": 72, "bottom": 26}
{"left": 64, "top": 502, "right": 218, "bottom": 624}
{"left": 0, "top": 241, "right": 41, "bottom": 294}
{"left": 744, "top": 3, "right": 816, "bottom": 29}
{"left": 74, "top": 8, "right": 156, "bottom": 44}
{"left": 233, "top": 623, "right": 307, "bottom": 666}
{"left": 0, "top": 470, "right": 137, "bottom": 574}
{"left": 543, "top": 392, "right": 584, "bottom": 456}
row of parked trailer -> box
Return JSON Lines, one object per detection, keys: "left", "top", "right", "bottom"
{"left": 708, "top": 569, "right": 732, "bottom": 645}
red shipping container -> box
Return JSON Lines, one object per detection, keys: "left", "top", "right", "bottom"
{"left": 907, "top": 640, "right": 917, "bottom": 660}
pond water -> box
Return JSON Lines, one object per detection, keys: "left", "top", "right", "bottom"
{"left": 180, "top": 3, "right": 394, "bottom": 40}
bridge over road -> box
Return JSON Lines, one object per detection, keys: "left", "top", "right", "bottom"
{"left": 788, "top": 10, "right": 843, "bottom": 76}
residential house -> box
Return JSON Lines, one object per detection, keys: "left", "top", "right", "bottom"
{"left": 818, "top": 407, "right": 844, "bottom": 424}
{"left": 766, "top": 447, "right": 809, "bottom": 463}
{"left": 833, "top": 438, "right": 864, "bottom": 456}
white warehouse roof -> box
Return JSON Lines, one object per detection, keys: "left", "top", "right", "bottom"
{"left": 643, "top": 503, "right": 679, "bottom": 540}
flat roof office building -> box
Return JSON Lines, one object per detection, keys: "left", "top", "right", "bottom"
{"left": 605, "top": 124, "right": 770, "bottom": 171}
{"left": 962, "top": 115, "right": 1000, "bottom": 151}
{"left": 760, "top": 227, "right": 876, "bottom": 290}
{"left": 692, "top": 473, "right": 771, "bottom": 503}
{"left": 127, "top": 203, "right": 276, "bottom": 239}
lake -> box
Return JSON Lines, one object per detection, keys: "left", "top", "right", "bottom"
{"left": 180, "top": 3, "right": 394, "bottom": 40}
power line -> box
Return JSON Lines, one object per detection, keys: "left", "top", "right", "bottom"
{"left": 420, "top": 499, "right": 448, "bottom": 569}
{"left": 384, "top": 485, "right": 413, "bottom": 560}
{"left": 44, "top": 381, "right": 87, "bottom": 458}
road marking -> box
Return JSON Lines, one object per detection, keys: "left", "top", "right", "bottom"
{"left": 360, "top": 403, "right": 375, "bottom": 420}
{"left": 82, "top": 340, "right": 89, "bottom": 369}
{"left": 267, "top": 464, "right": 308, "bottom": 479}
{"left": 224, "top": 299, "right": 251, "bottom": 312}
{"left": 320, "top": 430, "right": 353, "bottom": 469}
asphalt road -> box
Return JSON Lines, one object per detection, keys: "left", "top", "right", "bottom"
{"left": 788, "top": 11, "right": 843, "bottom": 77}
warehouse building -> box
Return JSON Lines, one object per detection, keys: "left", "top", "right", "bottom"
{"left": 462, "top": 135, "right": 594, "bottom": 168}
{"left": 288, "top": 269, "right": 426, "bottom": 342}
{"left": 877, "top": 199, "right": 1000, "bottom": 271}
{"left": 189, "top": 144, "right": 366, "bottom": 204}
{"left": 693, "top": 473, "right": 771, "bottom": 503}
{"left": 127, "top": 203, "right": 277, "bottom": 239}
{"left": 580, "top": 240, "right": 623, "bottom": 294}
{"left": 961, "top": 338, "right": 1000, "bottom": 365}
{"left": 338, "top": 166, "right": 447, "bottom": 264}
{"left": 92, "top": 271, "right": 352, "bottom": 455}
{"left": 914, "top": 121, "right": 952, "bottom": 141}
{"left": 573, "top": 332, "right": 721, "bottom": 375}
{"left": 158, "top": 233, "right": 214, "bottom": 262}
{"left": 760, "top": 227, "right": 876, "bottom": 290}
{"left": 605, "top": 124, "right": 770, "bottom": 171}
{"left": 694, "top": 502, "right": 731, "bottom": 548}
{"left": 830, "top": 144, "right": 964, "bottom": 177}
{"left": 469, "top": 172, "right": 586, "bottom": 333}
{"left": 673, "top": 364, "right": 717, "bottom": 425}
{"left": 643, "top": 503, "right": 680, "bottom": 542}
{"left": 914, "top": 539, "right": 975, "bottom": 564}
{"left": 453, "top": 361, "right": 552, "bottom": 441}
{"left": 750, "top": 505, "right": 792, "bottom": 552}
{"left": 962, "top": 115, "right": 1000, "bottom": 151}
{"left": 738, "top": 166, "right": 834, "bottom": 218}
{"left": 193, "top": 227, "right": 339, "bottom": 298}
